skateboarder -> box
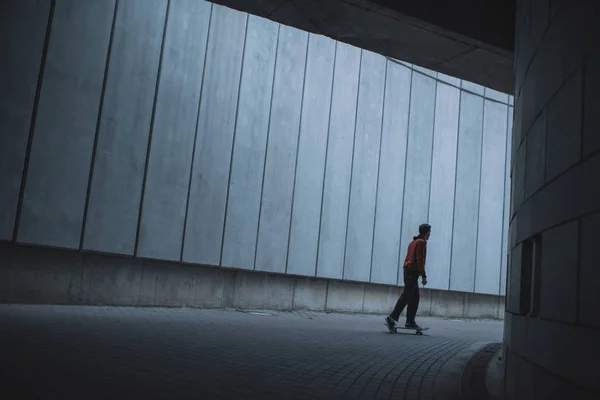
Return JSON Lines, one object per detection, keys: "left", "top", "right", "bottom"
{"left": 385, "top": 223, "right": 431, "bottom": 332}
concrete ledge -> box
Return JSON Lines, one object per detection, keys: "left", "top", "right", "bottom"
{"left": 325, "top": 281, "right": 365, "bottom": 312}
{"left": 0, "top": 243, "right": 504, "bottom": 319}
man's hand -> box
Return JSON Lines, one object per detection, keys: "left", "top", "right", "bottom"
{"left": 422, "top": 277, "right": 428, "bottom": 286}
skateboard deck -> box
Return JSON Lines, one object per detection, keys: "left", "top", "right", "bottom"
{"left": 385, "top": 324, "right": 430, "bottom": 335}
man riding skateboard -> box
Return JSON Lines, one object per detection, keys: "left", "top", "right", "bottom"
{"left": 385, "top": 223, "right": 431, "bottom": 332}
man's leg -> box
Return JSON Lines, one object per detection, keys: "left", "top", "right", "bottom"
{"left": 389, "top": 270, "right": 419, "bottom": 321}
{"left": 406, "top": 283, "right": 420, "bottom": 324}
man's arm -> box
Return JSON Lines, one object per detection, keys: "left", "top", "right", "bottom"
{"left": 414, "top": 239, "right": 427, "bottom": 278}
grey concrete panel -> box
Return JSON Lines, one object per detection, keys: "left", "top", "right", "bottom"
{"left": 524, "top": 111, "right": 546, "bottom": 198}
{"left": 509, "top": 96, "right": 514, "bottom": 106}
{"left": 546, "top": 70, "right": 582, "bottom": 181}
{"left": 181, "top": 4, "right": 247, "bottom": 265}
{"left": 413, "top": 65, "right": 436, "bottom": 78}
{"left": 464, "top": 292, "right": 502, "bottom": 319}
{"left": 0, "top": 0, "right": 51, "bottom": 241}
{"left": 0, "top": 243, "right": 83, "bottom": 304}
{"left": 82, "top": 0, "right": 167, "bottom": 255}
{"left": 399, "top": 72, "right": 436, "bottom": 281}
{"left": 426, "top": 83, "right": 460, "bottom": 291}
{"left": 461, "top": 80, "right": 485, "bottom": 96}
{"left": 579, "top": 212, "right": 600, "bottom": 328}
{"left": 450, "top": 92, "right": 484, "bottom": 292}
{"left": 484, "top": 87, "right": 509, "bottom": 103}
{"left": 137, "top": 0, "right": 212, "bottom": 261}
{"left": 79, "top": 255, "right": 145, "bottom": 306}
{"left": 370, "top": 62, "right": 411, "bottom": 285}
{"left": 286, "top": 34, "right": 336, "bottom": 277}
{"left": 583, "top": 56, "right": 600, "bottom": 157}
{"left": 292, "top": 277, "right": 327, "bottom": 310}
{"left": 362, "top": 284, "right": 402, "bottom": 314}
{"left": 255, "top": 26, "right": 308, "bottom": 273}
{"left": 233, "top": 272, "right": 295, "bottom": 309}
{"left": 429, "top": 290, "right": 466, "bottom": 317}
{"left": 540, "top": 221, "right": 578, "bottom": 323}
{"left": 436, "top": 72, "right": 461, "bottom": 87}
{"left": 475, "top": 101, "right": 508, "bottom": 295}
{"left": 506, "top": 242, "right": 523, "bottom": 314}
{"left": 18, "top": 0, "right": 115, "bottom": 248}
{"left": 220, "top": 17, "right": 278, "bottom": 269}
{"left": 510, "top": 138, "right": 526, "bottom": 219}
{"left": 316, "top": 43, "right": 361, "bottom": 279}
{"left": 500, "top": 107, "right": 513, "bottom": 295}
{"left": 325, "top": 281, "right": 365, "bottom": 312}
{"left": 344, "top": 51, "right": 385, "bottom": 282}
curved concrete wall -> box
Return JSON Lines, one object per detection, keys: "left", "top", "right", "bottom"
{"left": 0, "top": 0, "right": 512, "bottom": 296}
{"left": 504, "top": 1, "right": 600, "bottom": 398}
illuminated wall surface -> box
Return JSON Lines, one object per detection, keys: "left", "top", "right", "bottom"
{"left": 0, "top": 0, "right": 514, "bottom": 295}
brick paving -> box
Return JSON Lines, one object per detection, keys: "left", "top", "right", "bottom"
{"left": 0, "top": 305, "right": 502, "bottom": 399}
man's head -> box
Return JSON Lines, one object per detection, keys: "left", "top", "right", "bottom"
{"left": 419, "top": 224, "right": 431, "bottom": 240}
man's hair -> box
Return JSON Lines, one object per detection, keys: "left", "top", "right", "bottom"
{"left": 418, "top": 224, "right": 431, "bottom": 235}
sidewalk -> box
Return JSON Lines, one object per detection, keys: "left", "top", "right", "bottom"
{"left": 0, "top": 305, "right": 503, "bottom": 399}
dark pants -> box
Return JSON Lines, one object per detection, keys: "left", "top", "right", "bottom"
{"left": 390, "top": 269, "right": 420, "bottom": 323}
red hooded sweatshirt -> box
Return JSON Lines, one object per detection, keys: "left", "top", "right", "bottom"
{"left": 403, "top": 236, "right": 427, "bottom": 277}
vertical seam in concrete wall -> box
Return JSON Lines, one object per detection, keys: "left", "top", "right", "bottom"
{"left": 134, "top": 0, "right": 171, "bottom": 257}
{"left": 341, "top": 49, "right": 363, "bottom": 281}
{"left": 290, "top": 278, "right": 296, "bottom": 310}
{"left": 314, "top": 41, "right": 338, "bottom": 277}
{"left": 396, "top": 68, "right": 414, "bottom": 286}
{"left": 426, "top": 79, "right": 439, "bottom": 222}
{"left": 138, "top": 260, "right": 146, "bottom": 303}
{"left": 12, "top": 0, "right": 56, "bottom": 242}
{"left": 580, "top": 62, "right": 586, "bottom": 159}
{"left": 253, "top": 23, "right": 281, "bottom": 270}
{"left": 324, "top": 279, "right": 330, "bottom": 311}
{"left": 514, "top": 0, "right": 536, "bottom": 113}
{"left": 182, "top": 3, "right": 214, "bottom": 263}
{"left": 76, "top": 254, "right": 84, "bottom": 304}
{"left": 576, "top": 218, "right": 581, "bottom": 324}
{"left": 428, "top": 288, "right": 433, "bottom": 315}
{"left": 179, "top": 3, "right": 216, "bottom": 265}
{"left": 542, "top": 110, "right": 548, "bottom": 186}
{"left": 361, "top": 283, "right": 366, "bottom": 313}
{"left": 448, "top": 89, "right": 463, "bottom": 290}
{"left": 218, "top": 11, "right": 249, "bottom": 266}
{"left": 284, "top": 32, "right": 310, "bottom": 274}
{"left": 368, "top": 59, "right": 388, "bottom": 283}
{"left": 152, "top": 260, "right": 159, "bottom": 306}
{"left": 499, "top": 106, "right": 511, "bottom": 295}
{"left": 231, "top": 270, "right": 240, "bottom": 308}
{"left": 522, "top": 138, "right": 527, "bottom": 212}
{"left": 473, "top": 97, "right": 486, "bottom": 292}
{"left": 79, "top": 0, "right": 120, "bottom": 251}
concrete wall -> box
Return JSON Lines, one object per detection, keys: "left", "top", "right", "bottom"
{"left": 207, "top": 0, "right": 515, "bottom": 95}
{"left": 0, "top": 243, "right": 504, "bottom": 319}
{"left": 505, "top": 1, "right": 600, "bottom": 398}
{"left": 1, "top": 0, "right": 512, "bottom": 298}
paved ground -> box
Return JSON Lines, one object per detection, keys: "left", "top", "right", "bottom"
{"left": 0, "top": 305, "right": 503, "bottom": 399}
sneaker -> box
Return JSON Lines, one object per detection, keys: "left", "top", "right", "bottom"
{"left": 385, "top": 316, "right": 397, "bottom": 333}
{"left": 405, "top": 321, "right": 422, "bottom": 330}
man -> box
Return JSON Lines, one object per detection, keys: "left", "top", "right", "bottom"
{"left": 385, "top": 223, "right": 431, "bottom": 331}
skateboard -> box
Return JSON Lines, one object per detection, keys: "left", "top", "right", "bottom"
{"left": 385, "top": 324, "right": 430, "bottom": 335}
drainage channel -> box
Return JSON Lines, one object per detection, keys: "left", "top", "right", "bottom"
{"left": 461, "top": 342, "right": 502, "bottom": 400}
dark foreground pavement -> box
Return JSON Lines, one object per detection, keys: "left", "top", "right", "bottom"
{"left": 0, "top": 305, "right": 503, "bottom": 399}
